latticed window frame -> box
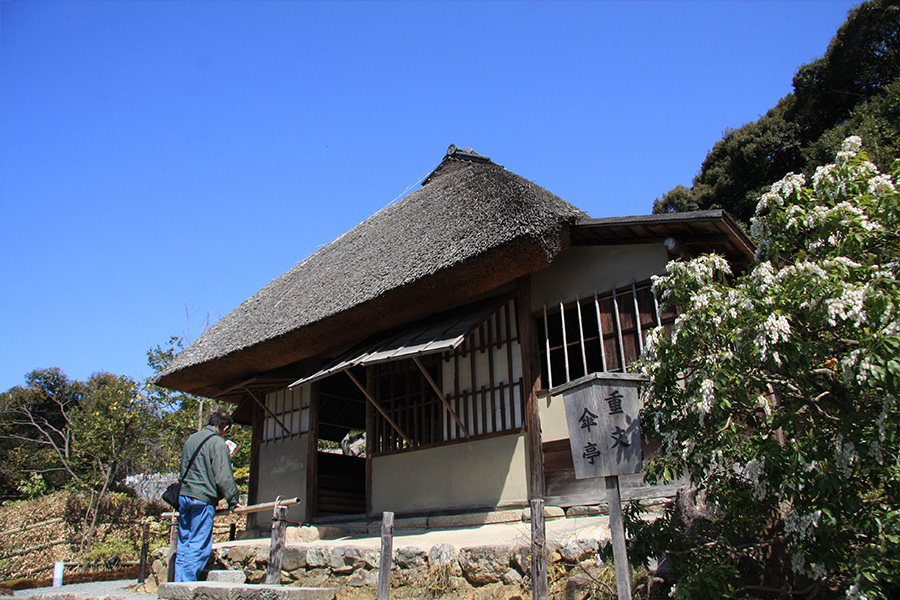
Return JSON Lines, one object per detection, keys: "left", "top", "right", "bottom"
{"left": 537, "top": 279, "right": 675, "bottom": 389}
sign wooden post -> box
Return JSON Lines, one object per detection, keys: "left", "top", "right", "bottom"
{"left": 378, "top": 511, "right": 394, "bottom": 600}
{"left": 559, "top": 372, "right": 646, "bottom": 600}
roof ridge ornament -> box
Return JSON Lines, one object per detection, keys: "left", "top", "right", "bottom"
{"left": 446, "top": 144, "right": 490, "bottom": 162}
{"left": 422, "top": 144, "right": 492, "bottom": 186}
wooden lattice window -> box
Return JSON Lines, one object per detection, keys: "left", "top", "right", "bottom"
{"left": 369, "top": 299, "right": 524, "bottom": 455}
{"left": 537, "top": 279, "right": 675, "bottom": 389}
{"left": 370, "top": 356, "right": 444, "bottom": 454}
{"left": 441, "top": 298, "right": 524, "bottom": 441}
{"left": 262, "top": 386, "right": 311, "bottom": 442}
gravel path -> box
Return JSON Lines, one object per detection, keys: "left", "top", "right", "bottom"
{"left": 13, "top": 580, "right": 155, "bottom": 600}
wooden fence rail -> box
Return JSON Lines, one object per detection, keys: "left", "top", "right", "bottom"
{"left": 0, "top": 518, "right": 66, "bottom": 538}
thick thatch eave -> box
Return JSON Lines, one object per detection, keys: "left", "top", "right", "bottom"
{"left": 157, "top": 155, "right": 586, "bottom": 397}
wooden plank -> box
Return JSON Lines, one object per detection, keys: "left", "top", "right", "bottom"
{"left": 560, "top": 301, "right": 570, "bottom": 382}
{"left": 631, "top": 280, "right": 644, "bottom": 355}
{"left": 530, "top": 498, "right": 548, "bottom": 600}
{"left": 413, "top": 356, "right": 469, "bottom": 437}
{"left": 245, "top": 387, "right": 291, "bottom": 439}
{"left": 542, "top": 304, "right": 553, "bottom": 390}
{"left": 266, "top": 505, "right": 287, "bottom": 584}
{"left": 138, "top": 521, "right": 150, "bottom": 584}
{"left": 606, "top": 476, "right": 632, "bottom": 600}
{"left": 345, "top": 369, "right": 412, "bottom": 446}
{"left": 167, "top": 514, "right": 177, "bottom": 582}
{"left": 576, "top": 296, "right": 588, "bottom": 378}
{"left": 307, "top": 382, "right": 320, "bottom": 520}
{"left": 366, "top": 367, "right": 375, "bottom": 516}
{"left": 378, "top": 512, "right": 394, "bottom": 600}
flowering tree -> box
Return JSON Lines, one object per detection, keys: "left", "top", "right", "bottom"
{"left": 635, "top": 138, "right": 899, "bottom": 598}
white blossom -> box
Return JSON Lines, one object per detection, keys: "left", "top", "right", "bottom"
{"left": 836, "top": 151, "right": 855, "bottom": 166}
{"left": 813, "top": 163, "right": 837, "bottom": 193}
{"left": 825, "top": 284, "right": 867, "bottom": 327}
{"left": 867, "top": 173, "right": 895, "bottom": 196}
{"left": 868, "top": 440, "right": 883, "bottom": 465}
{"left": 845, "top": 582, "right": 869, "bottom": 600}
{"left": 771, "top": 173, "right": 805, "bottom": 199}
{"left": 834, "top": 434, "right": 859, "bottom": 475}
{"left": 775, "top": 261, "right": 827, "bottom": 282}
{"left": 785, "top": 509, "right": 821, "bottom": 542}
{"left": 842, "top": 136, "right": 863, "bottom": 153}
{"left": 756, "top": 191, "right": 782, "bottom": 214}
{"left": 739, "top": 458, "right": 767, "bottom": 500}
{"left": 756, "top": 313, "right": 791, "bottom": 361}
{"left": 809, "top": 563, "right": 826, "bottom": 580}
{"left": 791, "top": 552, "right": 806, "bottom": 575}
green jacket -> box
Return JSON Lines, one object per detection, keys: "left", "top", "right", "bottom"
{"left": 179, "top": 426, "right": 240, "bottom": 508}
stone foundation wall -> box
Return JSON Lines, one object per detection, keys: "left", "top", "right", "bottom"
{"left": 211, "top": 537, "right": 611, "bottom": 598}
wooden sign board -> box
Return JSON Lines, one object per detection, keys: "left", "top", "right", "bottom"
{"left": 559, "top": 372, "right": 645, "bottom": 480}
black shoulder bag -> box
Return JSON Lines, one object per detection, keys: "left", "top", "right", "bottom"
{"left": 162, "top": 432, "right": 216, "bottom": 509}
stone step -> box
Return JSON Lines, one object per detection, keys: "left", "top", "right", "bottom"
{"left": 158, "top": 581, "right": 338, "bottom": 600}
{"left": 205, "top": 570, "right": 247, "bottom": 584}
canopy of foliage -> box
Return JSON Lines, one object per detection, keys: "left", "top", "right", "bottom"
{"left": 635, "top": 138, "right": 899, "bottom": 598}
{"left": 0, "top": 337, "right": 250, "bottom": 549}
{"left": 653, "top": 0, "right": 900, "bottom": 225}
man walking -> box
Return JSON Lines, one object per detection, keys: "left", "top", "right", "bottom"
{"left": 175, "top": 410, "right": 242, "bottom": 582}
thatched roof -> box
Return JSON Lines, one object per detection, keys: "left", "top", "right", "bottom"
{"left": 157, "top": 147, "right": 587, "bottom": 397}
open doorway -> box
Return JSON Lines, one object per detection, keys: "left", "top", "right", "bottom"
{"left": 313, "top": 368, "right": 367, "bottom": 518}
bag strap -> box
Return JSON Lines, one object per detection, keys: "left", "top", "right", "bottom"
{"left": 179, "top": 431, "right": 217, "bottom": 483}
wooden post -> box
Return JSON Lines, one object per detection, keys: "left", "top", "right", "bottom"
{"left": 530, "top": 499, "right": 548, "bottom": 600}
{"left": 167, "top": 514, "right": 178, "bottom": 582}
{"left": 377, "top": 511, "right": 394, "bottom": 600}
{"left": 266, "top": 505, "right": 288, "bottom": 585}
{"left": 137, "top": 521, "right": 150, "bottom": 583}
{"left": 606, "top": 476, "right": 631, "bottom": 600}
{"left": 229, "top": 523, "right": 237, "bottom": 541}
{"left": 517, "top": 278, "right": 545, "bottom": 500}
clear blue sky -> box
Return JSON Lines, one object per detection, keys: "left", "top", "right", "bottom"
{"left": 1, "top": 0, "right": 859, "bottom": 390}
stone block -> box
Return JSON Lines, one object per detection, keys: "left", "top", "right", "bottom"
{"left": 314, "top": 525, "right": 346, "bottom": 540}
{"left": 286, "top": 526, "right": 320, "bottom": 543}
{"left": 159, "top": 581, "right": 339, "bottom": 600}
{"left": 224, "top": 545, "right": 254, "bottom": 564}
{"left": 427, "top": 509, "right": 520, "bottom": 529}
{"left": 565, "top": 505, "right": 606, "bottom": 517}
{"left": 428, "top": 543, "right": 457, "bottom": 565}
{"left": 305, "top": 546, "right": 333, "bottom": 568}
{"left": 520, "top": 505, "right": 565, "bottom": 521}
{"left": 502, "top": 568, "right": 523, "bottom": 585}
{"left": 205, "top": 570, "right": 247, "bottom": 584}
{"left": 458, "top": 545, "right": 513, "bottom": 586}
{"left": 343, "top": 546, "right": 380, "bottom": 570}
{"left": 394, "top": 517, "right": 428, "bottom": 533}
{"left": 329, "top": 547, "right": 356, "bottom": 574}
{"left": 364, "top": 570, "right": 380, "bottom": 588}
{"left": 394, "top": 545, "right": 426, "bottom": 569}
{"left": 558, "top": 539, "right": 599, "bottom": 564}
{"left": 281, "top": 546, "right": 308, "bottom": 571}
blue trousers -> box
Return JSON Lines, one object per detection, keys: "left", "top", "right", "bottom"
{"left": 175, "top": 496, "right": 215, "bottom": 582}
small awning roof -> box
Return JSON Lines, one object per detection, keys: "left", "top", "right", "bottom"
{"left": 290, "top": 294, "right": 510, "bottom": 388}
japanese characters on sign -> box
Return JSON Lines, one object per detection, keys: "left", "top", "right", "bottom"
{"left": 561, "top": 373, "right": 645, "bottom": 479}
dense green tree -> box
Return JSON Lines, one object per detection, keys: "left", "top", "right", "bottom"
{"left": 654, "top": 0, "right": 900, "bottom": 225}
{"left": 0, "top": 368, "right": 87, "bottom": 496}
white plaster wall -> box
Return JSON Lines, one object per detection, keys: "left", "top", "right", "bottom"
{"left": 371, "top": 433, "right": 529, "bottom": 513}
{"left": 256, "top": 434, "right": 309, "bottom": 523}
{"left": 531, "top": 244, "right": 668, "bottom": 309}
{"left": 538, "top": 393, "right": 570, "bottom": 442}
